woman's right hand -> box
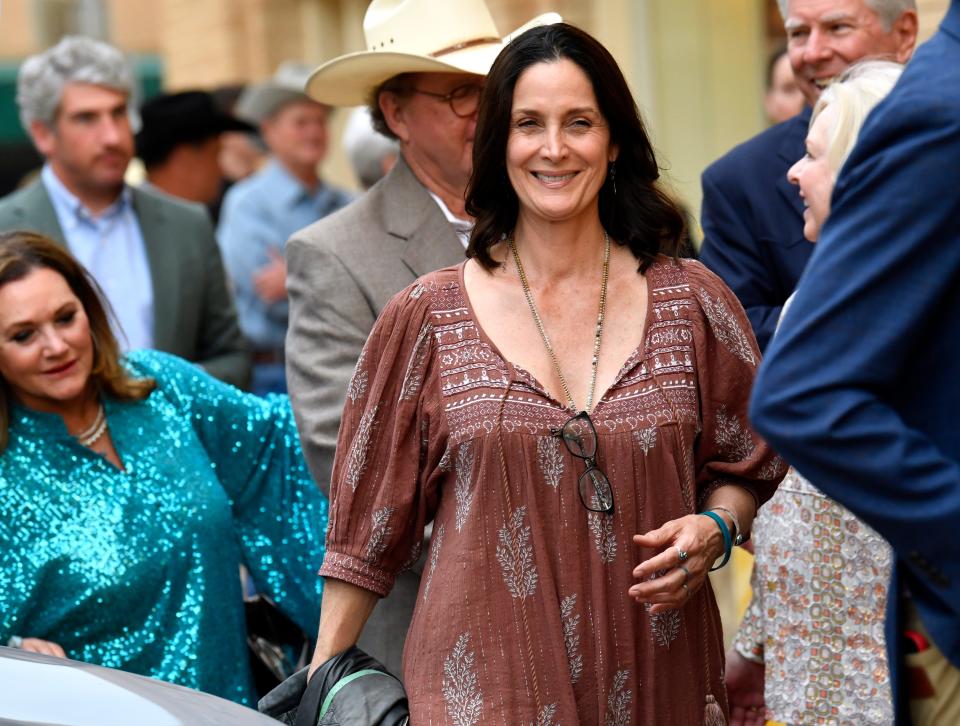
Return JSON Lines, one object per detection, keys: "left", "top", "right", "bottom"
{"left": 19, "top": 638, "right": 67, "bottom": 658}
{"left": 725, "top": 647, "right": 765, "bottom": 726}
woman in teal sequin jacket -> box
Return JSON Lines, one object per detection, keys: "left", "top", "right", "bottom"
{"left": 0, "top": 231, "right": 328, "bottom": 705}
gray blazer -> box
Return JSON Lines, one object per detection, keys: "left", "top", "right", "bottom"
{"left": 0, "top": 179, "right": 250, "bottom": 388}
{"left": 285, "top": 156, "right": 464, "bottom": 674}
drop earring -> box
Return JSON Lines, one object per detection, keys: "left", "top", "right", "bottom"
{"left": 609, "top": 161, "right": 617, "bottom": 195}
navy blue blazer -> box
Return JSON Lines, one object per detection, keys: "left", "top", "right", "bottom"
{"left": 699, "top": 107, "right": 813, "bottom": 351}
{"left": 751, "top": 3, "right": 960, "bottom": 721}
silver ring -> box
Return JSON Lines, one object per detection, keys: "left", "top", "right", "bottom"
{"left": 7, "top": 635, "right": 23, "bottom": 649}
{"left": 675, "top": 545, "right": 689, "bottom": 563}
{"left": 679, "top": 565, "right": 690, "bottom": 584}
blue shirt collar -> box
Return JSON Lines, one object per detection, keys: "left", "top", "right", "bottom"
{"left": 41, "top": 164, "right": 132, "bottom": 228}
{"left": 261, "top": 158, "right": 330, "bottom": 209}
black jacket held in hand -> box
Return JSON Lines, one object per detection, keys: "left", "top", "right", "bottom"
{"left": 258, "top": 646, "right": 409, "bottom": 726}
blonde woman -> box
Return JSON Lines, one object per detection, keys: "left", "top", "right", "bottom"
{"left": 726, "top": 61, "right": 904, "bottom": 726}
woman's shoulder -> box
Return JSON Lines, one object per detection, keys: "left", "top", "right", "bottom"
{"left": 121, "top": 349, "right": 203, "bottom": 390}
{"left": 649, "top": 257, "right": 759, "bottom": 366}
{"left": 646, "top": 256, "right": 742, "bottom": 309}
{"left": 377, "top": 263, "right": 467, "bottom": 329}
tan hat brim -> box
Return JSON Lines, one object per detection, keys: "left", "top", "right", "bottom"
{"left": 305, "top": 43, "right": 502, "bottom": 106}
{"left": 306, "top": 12, "right": 562, "bottom": 106}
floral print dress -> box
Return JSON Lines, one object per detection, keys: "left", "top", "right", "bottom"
{"left": 320, "top": 257, "right": 785, "bottom": 723}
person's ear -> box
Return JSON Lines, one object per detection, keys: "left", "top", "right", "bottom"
{"left": 29, "top": 120, "right": 56, "bottom": 158}
{"left": 891, "top": 10, "right": 919, "bottom": 63}
{"left": 379, "top": 91, "right": 411, "bottom": 144}
{"left": 608, "top": 143, "right": 619, "bottom": 164}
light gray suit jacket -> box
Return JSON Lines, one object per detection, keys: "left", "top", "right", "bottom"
{"left": 0, "top": 179, "right": 250, "bottom": 388}
{"left": 285, "top": 156, "right": 464, "bottom": 674}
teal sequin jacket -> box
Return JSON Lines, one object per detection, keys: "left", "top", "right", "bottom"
{"left": 0, "top": 350, "right": 328, "bottom": 705}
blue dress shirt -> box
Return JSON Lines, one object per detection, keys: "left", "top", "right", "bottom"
{"left": 217, "top": 160, "right": 352, "bottom": 351}
{"left": 41, "top": 166, "right": 154, "bottom": 351}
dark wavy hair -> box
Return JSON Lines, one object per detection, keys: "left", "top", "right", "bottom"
{"left": 0, "top": 231, "right": 155, "bottom": 452}
{"left": 466, "top": 23, "right": 685, "bottom": 271}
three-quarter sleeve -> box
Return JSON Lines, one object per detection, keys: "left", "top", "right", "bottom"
{"left": 686, "top": 262, "right": 787, "bottom": 510}
{"left": 319, "top": 282, "right": 440, "bottom": 597}
{"left": 123, "top": 350, "right": 327, "bottom": 636}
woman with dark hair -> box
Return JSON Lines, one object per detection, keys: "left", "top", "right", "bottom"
{"left": 309, "top": 23, "right": 783, "bottom": 722}
{"left": 0, "top": 231, "right": 327, "bottom": 705}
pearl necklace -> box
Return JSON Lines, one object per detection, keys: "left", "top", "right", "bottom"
{"left": 507, "top": 231, "right": 611, "bottom": 414}
{"left": 75, "top": 404, "right": 107, "bottom": 447}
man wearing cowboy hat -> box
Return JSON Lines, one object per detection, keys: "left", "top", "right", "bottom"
{"left": 219, "top": 63, "right": 352, "bottom": 395}
{"left": 137, "top": 90, "right": 255, "bottom": 207}
{"left": 285, "top": 0, "right": 558, "bottom": 675}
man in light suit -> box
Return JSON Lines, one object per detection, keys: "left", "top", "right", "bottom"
{"left": 699, "top": 0, "right": 917, "bottom": 351}
{"left": 0, "top": 36, "right": 248, "bottom": 388}
{"left": 286, "top": 0, "right": 557, "bottom": 675}
{"left": 752, "top": 2, "right": 960, "bottom": 721}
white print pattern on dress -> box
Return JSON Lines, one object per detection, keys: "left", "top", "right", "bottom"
{"left": 649, "top": 606, "right": 681, "bottom": 648}
{"left": 697, "top": 288, "right": 757, "bottom": 366}
{"left": 365, "top": 506, "right": 395, "bottom": 564}
{"left": 454, "top": 441, "right": 476, "bottom": 532}
{"left": 605, "top": 670, "right": 633, "bottom": 726}
{"left": 423, "top": 523, "right": 445, "bottom": 601}
{"left": 346, "top": 349, "right": 368, "bottom": 403}
{"left": 399, "top": 322, "right": 433, "bottom": 402}
{"left": 344, "top": 405, "right": 378, "bottom": 492}
{"left": 496, "top": 506, "right": 539, "bottom": 599}
{"left": 634, "top": 427, "right": 658, "bottom": 455}
{"left": 530, "top": 703, "right": 559, "bottom": 726}
{"left": 714, "top": 406, "right": 755, "bottom": 461}
{"left": 438, "top": 444, "right": 454, "bottom": 473}
{"left": 442, "top": 632, "right": 483, "bottom": 726}
{"left": 561, "top": 594, "right": 583, "bottom": 684}
{"left": 537, "top": 435, "right": 565, "bottom": 490}
{"left": 759, "top": 454, "right": 785, "bottom": 481}
{"left": 588, "top": 508, "right": 617, "bottom": 563}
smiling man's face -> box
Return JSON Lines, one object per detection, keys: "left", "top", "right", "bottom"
{"left": 784, "top": 0, "right": 916, "bottom": 105}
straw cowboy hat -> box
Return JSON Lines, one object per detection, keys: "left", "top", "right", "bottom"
{"left": 235, "top": 62, "right": 320, "bottom": 125}
{"left": 306, "top": 0, "right": 561, "bottom": 106}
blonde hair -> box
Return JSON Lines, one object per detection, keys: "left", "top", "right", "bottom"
{"left": 0, "top": 231, "right": 155, "bottom": 452}
{"left": 811, "top": 60, "right": 904, "bottom": 174}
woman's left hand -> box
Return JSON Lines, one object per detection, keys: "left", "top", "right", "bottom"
{"left": 629, "top": 514, "right": 725, "bottom": 614}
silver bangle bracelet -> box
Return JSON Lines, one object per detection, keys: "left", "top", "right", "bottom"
{"left": 709, "top": 506, "right": 745, "bottom": 545}
{"left": 7, "top": 635, "right": 23, "bottom": 649}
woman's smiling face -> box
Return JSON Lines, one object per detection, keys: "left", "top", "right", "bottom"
{"left": 0, "top": 266, "right": 94, "bottom": 412}
{"left": 506, "top": 58, "right": 618, "bottom": 229}
{"left": 788, "top": 103, "right": 838, "bottom": 241}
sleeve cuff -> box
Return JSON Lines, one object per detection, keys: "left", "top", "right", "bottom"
{"left": 319, "top": 551, "right": 395, "bottom": 598}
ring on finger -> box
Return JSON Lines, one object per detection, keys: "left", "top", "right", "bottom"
{"left": 675, "top": 545, "right": 689, "bottom": 563}
{"left": 679, "top": 565, "right": 690, "bottom": 584}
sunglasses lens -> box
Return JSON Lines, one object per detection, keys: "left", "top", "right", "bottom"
{"left": 579, "top": 467, "right": 613, "bottom": 512}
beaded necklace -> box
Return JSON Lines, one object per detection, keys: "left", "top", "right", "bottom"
{"left": 74, "top": 404, "right": 107, "bottom": 447}
{"left": 507, "top": 231, "right": 611, "bottom": 414}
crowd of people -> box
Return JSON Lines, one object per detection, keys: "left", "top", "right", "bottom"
{"left": 0, "top": 0, "right": 957, "bottom": 723}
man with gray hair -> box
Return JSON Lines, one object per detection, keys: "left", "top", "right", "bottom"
{"left": 698, "top": 0, "right": 917, "bottom": 352}
{"left": 0, "top": 36, "right": 249, "bottom": 387}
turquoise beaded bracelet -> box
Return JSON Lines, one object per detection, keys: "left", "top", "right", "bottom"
{"left": 699, "top": 510, "right": 732, "bottom": 571}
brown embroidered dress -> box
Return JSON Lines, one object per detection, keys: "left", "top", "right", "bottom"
{"left": 320, "top": 257, "right": 785, "bottom": 724}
